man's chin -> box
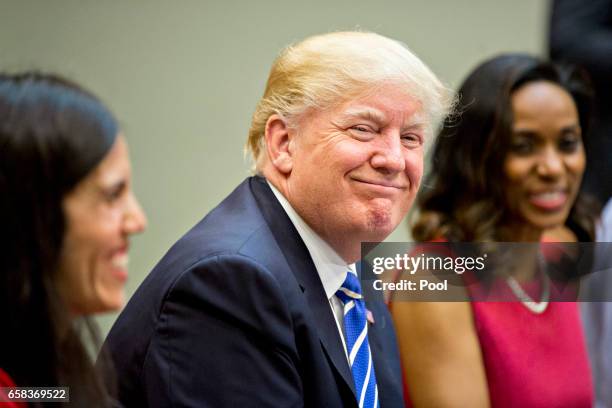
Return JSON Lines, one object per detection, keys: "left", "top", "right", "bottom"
{"left": 364, "top": 208, "right": 398, "bottom": 240}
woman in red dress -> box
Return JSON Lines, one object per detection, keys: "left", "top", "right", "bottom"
{"left": 391, "top": 55, "right": 598, "bottom": 407}
{"left": 0, "top": 73, "right": 147, "bottom": 407}
{"left": 0, "top": 368, "right": 26, "bottom": 408}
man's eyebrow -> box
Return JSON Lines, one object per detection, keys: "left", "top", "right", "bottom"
{"left": 338, "top": 107, "right": 426, "bottom": 132}
{"left": 340, "top": 107, "right": 387, "bottom": 123}
{"left": 401, "top": 112, "right": 426, "bottom": 132}
{"left": 402, "top": 121, "right": 425, "bottom": 132}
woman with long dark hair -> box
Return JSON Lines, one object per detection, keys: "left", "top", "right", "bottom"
{"left": 0, "top": 73, "right": 146, "bottom": 407}
{"left": 391, "top": 55, "right": 597, "bottom": 407}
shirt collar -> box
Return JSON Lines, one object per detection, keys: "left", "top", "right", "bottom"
{"left": 267, "top": 180, "right": 355, "bottom": 299}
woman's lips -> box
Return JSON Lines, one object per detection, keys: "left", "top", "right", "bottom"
{"left": 109, "top": 247, "right": 129, "bottom": 282}
{"left": 528, "top": 190, "right": 568, "bottom": 211}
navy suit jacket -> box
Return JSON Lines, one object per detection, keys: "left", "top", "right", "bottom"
{"left": 103, "top": 176, "right": 404, "bottom": 407}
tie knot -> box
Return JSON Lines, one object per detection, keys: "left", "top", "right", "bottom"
{"left": 336, "top": 271, "right": 363, "bottom": 304}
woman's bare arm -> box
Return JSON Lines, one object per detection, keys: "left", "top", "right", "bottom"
{"left": 391, "top": 300, "right": 490, "bottom": 408}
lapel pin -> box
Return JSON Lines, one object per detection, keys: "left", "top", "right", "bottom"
{"left": 366, "top": 309, "right": 375, "bottom": 325}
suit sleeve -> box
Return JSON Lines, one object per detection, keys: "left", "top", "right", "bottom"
{"left": 140, "top": 254, "right": 303, "bottom": 408}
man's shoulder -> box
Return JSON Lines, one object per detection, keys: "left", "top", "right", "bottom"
{"left": 103, "top": 177, "right": 307, "bottom": 406}
{"left": 142, "top": 176, "right": 292, "bottom": 293}
{"left": 103, "top": 176, "right": 300, "bottom": 374}
{"left": 116, "top": 176, "right": 307, "bottom": 327}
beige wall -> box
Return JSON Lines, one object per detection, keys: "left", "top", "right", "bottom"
{"left": 0, "top": 0, "right": 548, "bottom": 336}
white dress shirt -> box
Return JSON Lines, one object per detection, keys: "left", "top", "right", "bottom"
{"left": 268, "top": 181, "right": 355, "bottom": 360}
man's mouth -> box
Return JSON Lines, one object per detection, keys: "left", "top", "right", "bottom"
{"left": 351, "top": 177, "right": 407, "bottom": 191}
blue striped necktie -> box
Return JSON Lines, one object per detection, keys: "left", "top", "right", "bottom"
{"left": 336, "top": 272, "right": 379, "bottom": 408}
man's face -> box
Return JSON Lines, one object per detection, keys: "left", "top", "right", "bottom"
{"left": 285, "top": 84, "right": 425, "bottom": 259}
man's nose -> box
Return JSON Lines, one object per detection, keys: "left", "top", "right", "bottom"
{"left": 370, "top": 134, "right": 405, "bottom": 174}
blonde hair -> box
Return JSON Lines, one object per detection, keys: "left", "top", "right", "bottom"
{"left": 247, "top": 31, "right": 454, "bottom": 170}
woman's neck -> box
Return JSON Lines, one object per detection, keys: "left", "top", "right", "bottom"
{"left": 497, "top": 223, "right": 543, "bottom": 243}
{"left": 495, "top": 223, "right": 543, "bottom": 281}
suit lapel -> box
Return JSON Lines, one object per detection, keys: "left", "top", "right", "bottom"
{"left": 250, "top": 176, "right": 357, "bottom": 398}
{"left": 294, "top": 257, "right": 357, "bottom": 399}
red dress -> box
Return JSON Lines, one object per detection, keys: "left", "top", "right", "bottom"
{"left": 0, "top": 369, "right": 27, "bottom": 408}
{"left": 395, "top": 241, "right": 594, "bottom": 407}
{"left": 470, "top": 300, "right": 593, "bottom": 407}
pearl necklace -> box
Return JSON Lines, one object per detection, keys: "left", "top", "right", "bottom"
{"left": 505, "top": 254, "right": 550, "bottom": 314}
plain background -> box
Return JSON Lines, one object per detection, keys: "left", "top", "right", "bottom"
{"left": 0, "top": 0, "right": 548, "bottom": 337}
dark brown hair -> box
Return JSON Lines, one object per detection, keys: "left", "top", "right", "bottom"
{"left": 0, "top": 72, "right": 118, "bottom": 406}
{"left": 412, "top": 54, "right": 598, "bottom": 242}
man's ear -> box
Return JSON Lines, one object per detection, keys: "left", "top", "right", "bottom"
{"left": 264, "top": 114, "right": 294, "bottom": 174}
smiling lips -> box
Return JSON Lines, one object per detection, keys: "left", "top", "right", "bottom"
{"left": 528, "top": 189, "right": 568, "bottom": 211}
{"left": 351, "top": 177, "right": 408, "bottom": 191}
{"left": 110, "top": 246, "right": 129, "bottom": 282}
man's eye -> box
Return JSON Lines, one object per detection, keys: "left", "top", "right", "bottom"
{"left": 401, "top": 133, "right": 422, "bottom": 146}
{"left": 351, "top": 125, "right": 374, "bottom": 133}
